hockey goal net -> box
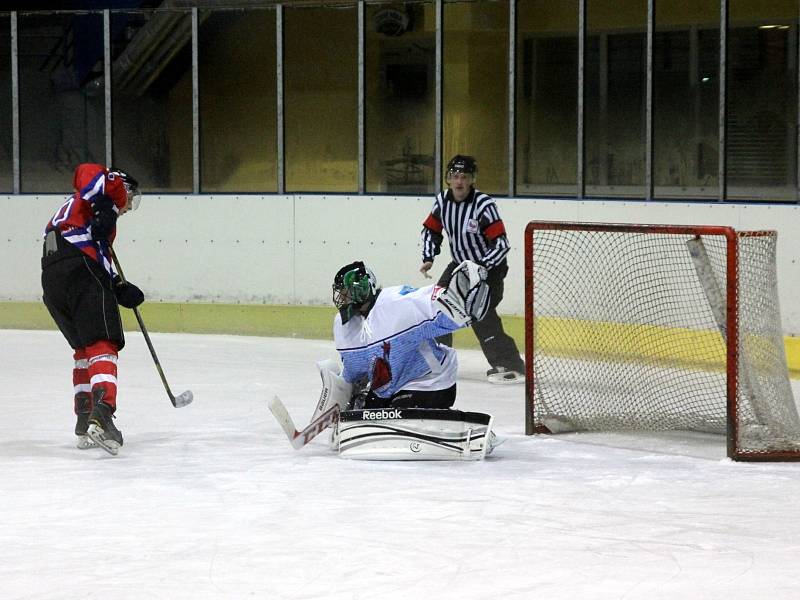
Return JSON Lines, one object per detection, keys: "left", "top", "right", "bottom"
{"left": 524, "top": 221, "right": 800, "bottom": 461}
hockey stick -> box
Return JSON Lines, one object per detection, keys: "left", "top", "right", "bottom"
{"left": 269, "top": 395, "right": 339, "bottom": 449}
{"left": 110, "top": 247, "right": 193, "bottom": 408}
{"left": 268, "top": 359, "right": 382, "bottom": 450}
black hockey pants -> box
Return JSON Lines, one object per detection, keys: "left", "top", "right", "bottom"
{"left": 362, "top": 384, "right": 457, "bottom": 410}
{"left": 41, "top": 233, "right": 125, "bottom": 351}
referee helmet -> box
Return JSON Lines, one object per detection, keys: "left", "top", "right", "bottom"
{"left": 446, "top": 154, "right": 477, "bottom": 176}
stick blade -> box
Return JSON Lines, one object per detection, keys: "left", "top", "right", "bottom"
{"left": 268, "top": 395, "right": 339, "bottom": 450}
{"left": 173, "top": 390, "right": 194, "bottom": 408}
{"left": 269, "top": 395, "right": 301, "bottom": 445}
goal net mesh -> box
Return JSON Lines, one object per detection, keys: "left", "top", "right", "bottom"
{"left": 527, "top": 224, "right": 800, "bottom": 459}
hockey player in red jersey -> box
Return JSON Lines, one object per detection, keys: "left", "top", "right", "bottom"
{"left": 41, "top": 163, "right": 144, "bottom": 455}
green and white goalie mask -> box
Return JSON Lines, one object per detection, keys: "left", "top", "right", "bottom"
{"left": 332, "top": 261, "right": 379, "bottom": 324}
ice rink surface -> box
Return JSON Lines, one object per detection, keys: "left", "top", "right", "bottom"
{"left": 2, "top": 329, "right": 800, "bottom": 600}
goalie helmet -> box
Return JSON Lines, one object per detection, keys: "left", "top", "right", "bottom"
{"left": 332, "top": 261, "right": 379, "bottom": 324}
{"left": 109, "top": 167, "right": 141, "bottom": 211}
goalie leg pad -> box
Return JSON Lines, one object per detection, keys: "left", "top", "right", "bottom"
{"left": 336, "top": 408, "right": 496, "bottom": 461}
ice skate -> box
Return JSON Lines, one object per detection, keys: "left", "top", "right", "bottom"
{"left": 74, "top": 392, "right": 97, "bottom": 450}
{"left": 486, "top": 366, "right": 524, "bottom": 384}
{"left": 86, "top": 401, "right": 123, "bottom": 456}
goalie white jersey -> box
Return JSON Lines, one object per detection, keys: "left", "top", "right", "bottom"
{"left": 334, "top": 284, "right": 466, "bottom": 399}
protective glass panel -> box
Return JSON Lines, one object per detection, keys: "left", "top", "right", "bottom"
{"left": 112, "top": 10, "right": 192, "bottom": 193}
{"left": 19, "top": 12, "right": 105, "bottom": 193}
{"left": 199, "top": 9, "right": 277, "bottom": 192}
{"left": 0, "top": 15, "right": 11, "bottom": 192}
{"left": 728, "top": 0, "right": 798, "bottom": 201}
{"left": 653, "top": 1, "right": 719, "bottom": 199}
{"left": 443, "top": 0, "right": 508, "bottom": 196}
{"left": 365, "top": 2, "right": 435, "bottom": 194}
{"left": 285, "top": 6, "right": 357, "bottom": 192}
{"left": 516, "top": 0, "right": 578, "bottom": 196}
{"left": 585, "top": 0, "right": 647, "bottom": 198}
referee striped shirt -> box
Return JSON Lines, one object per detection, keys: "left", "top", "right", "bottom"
{"left": 420, "top": 188, "right": 510, "bottom": 270}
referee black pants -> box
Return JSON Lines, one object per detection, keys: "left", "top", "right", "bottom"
{"left": 437, "top": 261, "right": 525, "bottom": 373}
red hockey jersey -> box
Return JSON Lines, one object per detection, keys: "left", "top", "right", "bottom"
{"left": 44, "top": 163, "right": 128, "bottom": 275}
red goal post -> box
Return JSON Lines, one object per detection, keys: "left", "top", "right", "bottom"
{"left": 524, "top": 221, "right": 800, "bottom": 461}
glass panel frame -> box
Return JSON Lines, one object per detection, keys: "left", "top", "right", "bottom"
{"left": 19, "top": 11, "right": 106, "bottom": 193}
{"left": 584, "top": 0, "right": 647, "bottom": 198}
{"left": 365, "top": 1, "right": 435, "bottom": 195}
{"left": 653, "top": 0, "right": 720, "bottom": 200}
{"left": 0, "top": 14, "right": 11, "bottom": 192}
{"left": 727, "top": 0, "right": 798, "bottom": 202}
{"left": 284, "top": 5, "right": 358, "bottom": 193}
{"left": 111, "top": 9, "right": 193, "bottom": 194}
{"left": 198, "top": 8, "right": 277, "bottom": 193}
{"left": 516, "top": 0, "right": 579, "bottom": 197}
{"left": 1, "top": 2, "right": 798, "bottom": 202}
{"left": 443, "top": 0, "right": 509, "bottom": 196}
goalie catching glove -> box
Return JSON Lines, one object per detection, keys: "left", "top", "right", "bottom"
{"left": 434, "top": 260, "right": 490, "bottom": 326}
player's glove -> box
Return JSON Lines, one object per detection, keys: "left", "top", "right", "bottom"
{"left": 113, "top": 275, "right": 145, "bottom": 309}
{"left": 90, "top": 195, "right": 118, "bottom": 241}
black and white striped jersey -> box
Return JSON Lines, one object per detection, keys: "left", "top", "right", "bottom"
{"left": 420, "top": 187, "right": 510, "bottom": 270}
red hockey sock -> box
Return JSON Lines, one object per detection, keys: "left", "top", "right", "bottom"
{"left": 72, "top": 348, "right": 91, "bottom": 414}
{"left": 85, "top": 340, "right": 119, "bottom": 410}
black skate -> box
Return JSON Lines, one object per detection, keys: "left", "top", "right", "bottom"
{"left": 74, "top": 392, "right": 97, "bottom": 450}
{"left": 486, "top": 366, "right": 525, "bottom": 385}
{"left": 86, "top": 400, "right": 124, "bottom": 456}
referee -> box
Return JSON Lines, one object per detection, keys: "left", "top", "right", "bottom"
{"left": 420, "top": 154, "right": 525, "bottom": 384}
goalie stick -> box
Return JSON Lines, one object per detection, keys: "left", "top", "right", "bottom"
{"left": 268, "top": 395, "right": 339, "bottom": 449}
{"left": 269, "top": 359, "right": 390, "bottom": 451}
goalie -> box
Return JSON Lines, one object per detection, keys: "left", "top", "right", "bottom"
{"left": 326, "top": 259, "right": 498, "bottom": 460}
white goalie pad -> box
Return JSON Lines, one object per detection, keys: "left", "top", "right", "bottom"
{"left": 312, "top": 358, "right": 352, "bottom": 421}
{"left": 335, "top": 408, "right": 498, "bottom": 461}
